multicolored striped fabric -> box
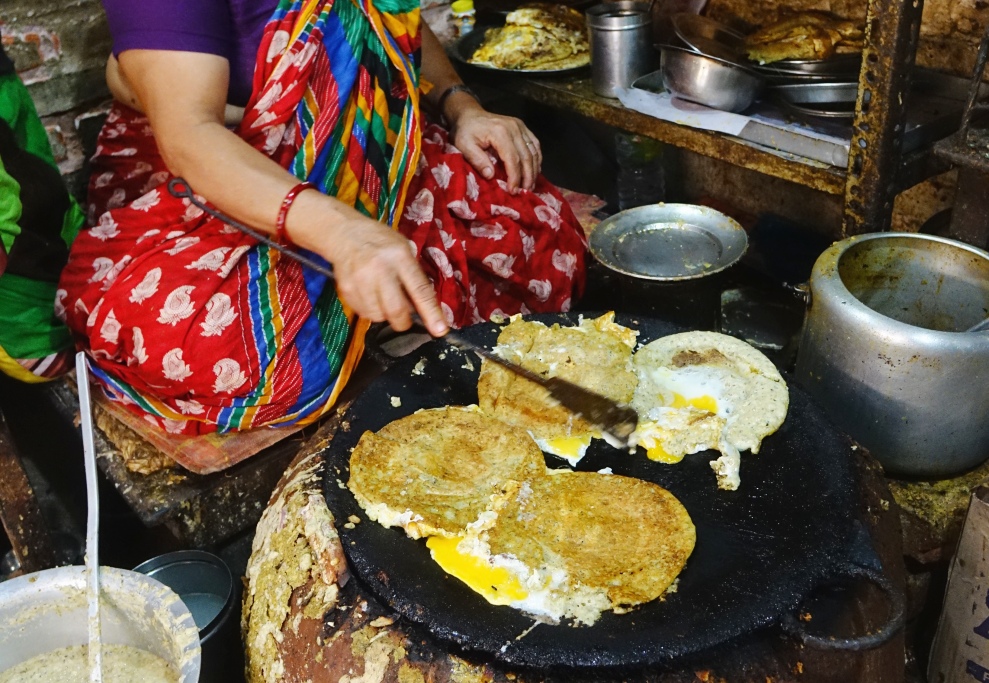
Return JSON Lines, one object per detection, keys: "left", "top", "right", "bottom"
{"left": 57, "top": 0, "right": 423, "bottom": 435}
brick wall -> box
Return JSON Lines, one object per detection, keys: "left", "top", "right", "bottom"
{"left": 1, "top": 0, "right": 113, "bottom": 198}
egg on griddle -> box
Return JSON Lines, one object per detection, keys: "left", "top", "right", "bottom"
{"left": 477, "top": 312, "right": 638, "bottom": 465}
{"left": 631, "top": 331, "right": 788, "bottom": 490}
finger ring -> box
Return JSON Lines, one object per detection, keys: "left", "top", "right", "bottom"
{"left": 525, "top": 141, "right": 536, "bottom": 150}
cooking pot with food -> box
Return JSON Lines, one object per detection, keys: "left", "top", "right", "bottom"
{"left": 795, "top": 233, "right": 989, "bottom": 477}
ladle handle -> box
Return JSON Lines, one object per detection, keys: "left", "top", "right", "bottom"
{"left": 76, "top": 352, "right": 103, "bottom": 683}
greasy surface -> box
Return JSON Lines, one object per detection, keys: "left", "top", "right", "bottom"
{"left": 744, "top": 11, "right": 864, "bottom": 63}
{"left": 0, "top": 644, "right": 177, "bottom": 683}
{"left": 244, "top": 378, "right": 905, "bottom": 682}
{"left": 477, "top": 314, "right": 638, "bottom": 442}
{"left": 632, "top": 331, "right": 789, "bottom": 455}
{"left": 323, "top": 313, "right": 860, "bottom": 669}
{"left": 469, "top": 4, "right": 589, "bottom": 70}
{"left": 348, "top": 407, "right": 545, "bottom": 538}
{"left": 484, "top": 471, "right": 695, "bottom": 608}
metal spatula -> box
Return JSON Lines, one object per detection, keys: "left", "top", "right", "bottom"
{"left": 168, "top": 178, "right": 639, "bottom": 445}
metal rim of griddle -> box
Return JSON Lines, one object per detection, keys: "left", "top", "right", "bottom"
{"left": 321, "top": 312, "right": 897, "bottom": 671}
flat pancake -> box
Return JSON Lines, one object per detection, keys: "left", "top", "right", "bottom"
{"left": 482, "top": 470, "right": 695, "bottom": 614}
{"left": 348, "top": 406, "right": 546, "bottom": 538}
{"left": 477, "top": 313, "right": 638, "bottom": 444}
{"left": 469, "top": 3, "right": 589, "bottom": 71}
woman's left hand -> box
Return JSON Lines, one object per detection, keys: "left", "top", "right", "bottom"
{"left": 447, "top": 99, "right": 543, "bottom": 193}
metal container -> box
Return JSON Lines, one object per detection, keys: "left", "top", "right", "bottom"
{"left": 670, "top": 13, "right": 745, "bottom": 62}
{"left": 586, "top": 1, "right": 654, "bottom": 98}
{"left": 659, "top": 44, "right": 762, "bottom": 112}
{"left": 0, "top": 565, "right": 201, "bottom": 680}
{"left": 796, "top": 233, "right": 989, "bottom": 477}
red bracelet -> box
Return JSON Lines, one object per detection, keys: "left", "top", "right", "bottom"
{"left": 275, "top": 181, "right": 317, "bottom": 245}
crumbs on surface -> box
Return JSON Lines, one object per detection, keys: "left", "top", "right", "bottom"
{"left": 412, "top": 358, "right": 427, "bottom": 375}
{"left": 390, "top": 396, "right": 402, "bottom": 408}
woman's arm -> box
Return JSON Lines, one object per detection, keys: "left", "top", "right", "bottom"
{"left": 419, "top": 23, "right": 542, "bottom": 193}
{"left": 115, "top": 49, "right": 448, "bottom": 335}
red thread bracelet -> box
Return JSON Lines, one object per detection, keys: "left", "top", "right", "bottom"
{"left": 275, "top": 181, "right": 317, "bottom": 245}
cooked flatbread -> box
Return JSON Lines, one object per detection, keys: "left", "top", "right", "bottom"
{"left": 745, "top": 11, "right": 863, "bottom": 64}
{"left": 348, "top": 406, "right": 545, "bottom": 539}
{"left": 480, "top": 470, "right": 695, "bottom": 621}
{"left": 477, "top": 313, "right": 638, "bottom": 444}
{"left": 469, "top": 4, "right": 589, "bottom": 71}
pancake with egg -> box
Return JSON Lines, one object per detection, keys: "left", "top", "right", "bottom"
{"left": 477, "top": 313, "right": 638, "bottom": 464}
{"left": 469, "top": 4, "right": 590, "bottom": 71}
{"left": 430, "top": 470, "right": 695, "bottom": 625}
{"left": 631, "top": 331, "right": 788, "bottom": 490}
{"left": 348, "top": 406, "right": 546, "bottom": 539}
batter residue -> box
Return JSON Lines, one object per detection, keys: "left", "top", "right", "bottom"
{"left": 0, "top": 643, "right": 178, "bottom": 682}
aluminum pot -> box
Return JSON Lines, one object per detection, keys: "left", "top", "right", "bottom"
{"left": 795, "top": 232, "right": 989, "bottom": 477}
{"left": 586, "top": 1, "right": 654, "bottom": 98}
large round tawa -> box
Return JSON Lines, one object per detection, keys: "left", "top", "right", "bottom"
{"left": 322, "top": 313, "right": 857, "bottom": 670}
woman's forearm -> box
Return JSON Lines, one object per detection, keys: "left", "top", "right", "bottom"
{"left": 420, "top": 23, "right": 482, "bottom": 123}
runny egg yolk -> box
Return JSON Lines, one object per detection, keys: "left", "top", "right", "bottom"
{"left": 540, "top": 434, "right": 594, "bottom": 463}
{"left": 426, "top": 536, "right": 527, "bottom": 605}
{"left": 667, "top": 392, "right": 718, "bottom": 414}
{"left": 644, "top": 436, "right": 684, "bottom": 464}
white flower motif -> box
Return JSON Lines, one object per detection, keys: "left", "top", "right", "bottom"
{"left": 431, "top": 162, "right": 453, "bottom": 189}
{"left": 91, "top": 213, "right": 120, "bottom": 241}
{"left": 263, "top": 124, "right": 285, "bottom": 154}
{"left": 162, "top": 418, "right": 187, "bottom": 435}
{"left": 74, "top": 298, "right": 89, "bottom": 318}
{"left": 131, "top": 189, "right": 161, "bottom": 212}
{"left": 528, "top": 279, "right": 552, "bottom": 302}
{"left": 101, "top": 255, "right": 132, "bottom": 291}
{"left": 132, "top": 327, "right": 148, "bottom": 365}
{"left": 94, "top": 171, "right": 114, "bottom": 188}
{"left": 496, "top": 179, "right": 510, "bottom": 192}
{"left": 256, "top": 83, "right": 284, "bottom": 113}
{"left": 136, "top": 229, "right": 161, "bottom": 244}
{"left": 183, "top": 202, "right": 204, "bottom": 221}
{"left": 534, "top": 205, "right": 562, "bottom": 230}
{"left": 447, "top": 199, "right": 475, "bottom": 220}
{"left": 266, "top": 30, "right": 290, "bottom": 62}
{"left": 443, "top": 143, "right": 461, "bottom": 156}
{"left": 175, "top": 399, "right": 205, "bottom": 415}
{"left": 141, "top": 171, "right": 170, "bottom": 195}
{"left": 537, "top": 192, "right": 563, "bottom": 213}
{"left": 466, "top": 173, "right": 479, "bottom": 201}
{"left": 441, "top": 302, "right": 455, "bottom": 326}
{"left": 560, "top": 297, "right": 572, "bottom": 312}
{"left": 213, "top": 358, "right": 248, "bottom": 394}
{"left": 186, "top": 247, "right": 232, "bottom": 272}
{"left": 125, "top": 161, "right": 153, "bottom": 180}
{"left": 218, "top": 246, "right": 251, "bottom": 278}
{"left": 490, "top": 205, "right": 521, "bottom": 220}
{"left": 99, "top": 309, "right": 121, "bottom": 344}
{"left": 552, "top": 250, "right": 578, "bottom": 279}
{"left": 112, "top": 147, "right": 137, "bottom": 157}
{"left": 520, "top": 230, "right": 536, "bottom": 260}
{"left": 469, "top": 221, "right": 507, "bottom": 240}
{"left": 165, "top": 231, "right": 185, "bottom": 239}
{"left": 85, "top": 299, "right": 102, "bottom": 329}
{"left": 54, "top": 289, "right": 68, "bottom": 320}
{"left": 483, "top": 253, "right": 516, "bottom": 279}
{"left": 157, "top": 285, "right": 196, "bottom": 326}
{"left": 164, "top": 236, "right": 200, "bottom": 255}
{"left": 438, "top": 227, "right": 455, "bottom": 249}
{"left": 107, "top": 188, "right": 126, "bottom": 209}
{"left": 407, "top": 239, "right": 418, "bottom": 257}
{"left": 425, "top": 247, "right": 454, "bottom": 279}
{"left": 89, "top": 257, "right": 115, "bottom": 283}
{"left": 403, "top": 189, "right": 434, "bottom": 225}
{"left": 200, "top": 293, "right": 236, "bottom": 337}
{"left": 520, "top": 303, "right": 532, "bottom": 315}
{"left": 129, "top": 267, "right": 162, "bottom": 304}
{"left": 162, "top": 348, "right": 193, "bottom": 381}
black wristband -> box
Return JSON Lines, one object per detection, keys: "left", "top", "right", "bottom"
{"left": 436, "top": 83, "right": 478, "bottom": 122}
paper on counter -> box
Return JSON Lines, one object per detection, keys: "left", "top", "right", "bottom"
{"left": 615, "top": 86, "right": 750, "bottom": 137}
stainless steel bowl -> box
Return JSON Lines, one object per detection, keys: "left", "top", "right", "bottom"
{"left": 670, "top": 13, "right": 745, "bottom": 62}
{"left": 588, "top": 203, "right": 748, "bottom": 281}
{"left": 659, "top": 44, "right": 762, "bottom": 112}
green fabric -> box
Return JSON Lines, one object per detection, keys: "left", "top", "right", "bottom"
{"left": 0, "top": 73, "right": 56, "bottom": 165}
{"left": 0, "top": 273, "right": 71, "bottom": 358}
{"left": 0, "top": 155, "right": 21, "bottom": 255}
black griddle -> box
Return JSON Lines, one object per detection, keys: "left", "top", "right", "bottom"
{"left": 322, "top": 313, "right": 861, "bottom": 670}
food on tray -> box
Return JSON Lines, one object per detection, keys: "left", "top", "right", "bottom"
{"left": 430, "top": 470, "right": 695, "bottom": 625}
{"left": 631, "top": 331, "right": 789, "bottom": 490}
{"left": 347, "top": 406, "right": 545, "bottom": 538}
{"left": 744, "top": 11, "right": 864, "bottom": 64}
{"left": 469, "top": 3, "right": 590, "bottom": 71}
{"left": 477, "top": 312, "right": 638, "bottom": 464}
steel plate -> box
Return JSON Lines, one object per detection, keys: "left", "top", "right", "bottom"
{"left": 450, "top": 24, "right": 590, "bottom": 75}
{"left": 322, "top": 312, "right": 859, "bottom": 671}
{"left": 752, "top": 54, "right": 862, "bottom": 77}
{"left": 588, "top": 204, "right": 748, "bottom": 281}
{"left": 671, "top": 13, "right": 745, "bottom": 62}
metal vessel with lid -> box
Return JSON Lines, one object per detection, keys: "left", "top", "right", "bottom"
{"left": 586, "top": 1, "right": 654, "bottom": 97}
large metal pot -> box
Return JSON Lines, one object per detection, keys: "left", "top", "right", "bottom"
{"left": 586, "top": 1, "right": 654, "bottom": 98}
{"left": 795, "top": 232, "right": 989, "bottom": 477}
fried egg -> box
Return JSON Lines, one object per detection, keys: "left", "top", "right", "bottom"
{"left": 631, "top": 332, "right": 789, "bottom": 490}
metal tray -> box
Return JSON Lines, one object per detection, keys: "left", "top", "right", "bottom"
{"left": 588, "top": 203, "right": 748, "bottom": 281}
{"left": 450, "top": 23, "right": 590, "bottom": 75}
{"left": 772, "top": 81, "right": 858, "bottom": 119}
{"left": 752, "top": 53, "right": 862, "bottom": 78}
{"left": 671, "top": 13, "right": 745, "bottom": 62}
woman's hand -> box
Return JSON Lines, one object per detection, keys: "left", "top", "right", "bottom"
{"left": 446, "top": 97, "right": 543, "bottom": 193}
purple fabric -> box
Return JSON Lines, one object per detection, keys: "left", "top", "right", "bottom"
{"left": 102, "top": 0, "right": 278, "bottom": 107}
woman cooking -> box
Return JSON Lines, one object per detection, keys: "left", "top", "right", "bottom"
{"left": 59, "top": 0, "right": 588, "bottom": 435}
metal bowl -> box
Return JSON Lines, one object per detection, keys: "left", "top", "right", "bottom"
{"left": 670, "top": 13, "right": 745, "bottom": 62}
{"left": 772, "top": 81, "right": 858, "bottom": 118}
{"left": 659, "top": 44, "right": 762, "bottom": 112}
{"left": 588, "top": 203, "right": 748, "bottom": 281}
{"left": 0, "top": 566, "right": 201, "bottom": 681}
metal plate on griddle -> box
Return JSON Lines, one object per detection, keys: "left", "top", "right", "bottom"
{"left": 588, "top": 204, "right": 748, "bottom": 281}
{"left": 322, "top": 313, "right": 859, "bottom": 671}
